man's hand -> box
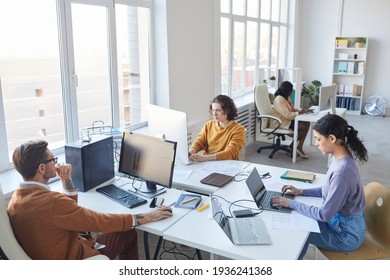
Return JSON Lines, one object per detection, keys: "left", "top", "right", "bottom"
{"left": 133, "top": 205, "right": 173, "bottom": 226}
{"left": 55, "top": 163, "right": 72, "bottom": 181}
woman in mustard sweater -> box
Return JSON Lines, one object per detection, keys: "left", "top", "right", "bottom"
{"left": 189, "top": 95, "right": 246, "bottom": 162}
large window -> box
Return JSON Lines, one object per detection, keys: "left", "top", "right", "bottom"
{"left": 0, "top": 0, "right": 153, "bottom": 170}
{"left": 220, "top": 0, "right": 289, "bottom": 98}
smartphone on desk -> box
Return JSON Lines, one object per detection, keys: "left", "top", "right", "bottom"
{"left": 149, "top": 197, "right": 164, "bottom": 208}
{"left": 233, "top": 209, "right": 255, "bottom": 218}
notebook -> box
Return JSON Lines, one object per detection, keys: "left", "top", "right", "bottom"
{"left": 280, "top": 170, "right": 316, "bottom": 183}
{"left": 246, "top": 167, "right": 294, "bottom": 213}
{"left": 211, "top": 197, "right": 271, "bottom": 245}
{"left": 175, "top": 193, "right": 202, "bottom": 209}
{"left": 200, "top": 172, "right": 234, "bottom": 187}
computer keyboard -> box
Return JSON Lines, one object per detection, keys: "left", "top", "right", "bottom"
{"left": 96, "top": 184, "right": 147, "bottom": 208}
{"left": 235, "top": 218, "right": 259, "bottom": 243}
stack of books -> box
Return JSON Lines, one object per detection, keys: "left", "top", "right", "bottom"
{"left": 336, "top": 39, "right": 348, "bottom": 48}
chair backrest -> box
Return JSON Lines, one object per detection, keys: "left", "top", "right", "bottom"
{"left": 254, "top": 84, "right": 272, "bottom": 130}
{"left": 364, "top": 182, "right": 390, "bottom": 247}
{"left": 0, "top": 183, "right": 31, "bottom": 259}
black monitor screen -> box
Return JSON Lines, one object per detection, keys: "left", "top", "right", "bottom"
{"left": 118, "top": 132, "right": 177, "bottom": 196}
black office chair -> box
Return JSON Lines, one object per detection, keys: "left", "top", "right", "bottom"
{"left": 254, "top": 84, "right": 293, "bottom": 159}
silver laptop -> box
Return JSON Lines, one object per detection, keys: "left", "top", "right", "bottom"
{"left": 211, "top": 197, "right": 271, "bottom": 245}
{"left": 246, "top": 167, "right": 294, "bottom": 213}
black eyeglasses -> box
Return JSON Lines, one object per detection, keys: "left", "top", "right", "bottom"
{"left": 37, "top": 157, "right": 58, "bottom": 168}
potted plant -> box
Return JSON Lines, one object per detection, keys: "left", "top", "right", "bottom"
{"left": 301, "top": 80, "right": 322, "bottom": 108}
{"left": 269, "top": 75, "right": 276, "bottom": 87}
{"left": 354, "top": 37, "right": 366, "bottom": 48}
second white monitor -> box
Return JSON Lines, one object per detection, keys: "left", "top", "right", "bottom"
{"left": 318, "top": 85, "right": 337, "bottom": 114}
{"left": 148, "top": 104, "right": 190, "bottom": 165}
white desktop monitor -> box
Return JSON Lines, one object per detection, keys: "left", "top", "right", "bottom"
{"left": 318, "top": 85, "right": 337, "bottom": 114}
{"left": 148, "top": 104, "right": 190, "bottom": 165}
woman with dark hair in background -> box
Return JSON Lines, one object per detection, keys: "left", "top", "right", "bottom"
{"left": 271, "top": 81, "right": 313, "bottom": 158}
{"left": 271, "top": 114, "right": 368, "bottom": 259}
{"left": 189, "top": 94, "right": 246, "bottom": 162}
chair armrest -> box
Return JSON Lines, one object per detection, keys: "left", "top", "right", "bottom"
{"left": 257, "top": 114, "right": 283, "bottom": 135}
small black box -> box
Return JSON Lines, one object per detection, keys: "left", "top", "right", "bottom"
{"left": 65, "top": 135, "right": 115, "bottom": 192}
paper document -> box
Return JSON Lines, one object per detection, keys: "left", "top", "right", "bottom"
{"left": 173, "top": 169, "right": 192, "bottom": 180}
{"left": 272, "top": 213, "right": 320, "bottom": 233}
{"left": 198, "top": 160, "right": 246, "bottom": 174}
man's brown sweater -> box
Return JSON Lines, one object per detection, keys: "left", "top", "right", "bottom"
{"left": 8, "top": 184, "right": 134, "bottom": 260}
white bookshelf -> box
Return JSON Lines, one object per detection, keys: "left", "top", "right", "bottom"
{"left": 332, "top": 36, "right": 368, "bottom": 114}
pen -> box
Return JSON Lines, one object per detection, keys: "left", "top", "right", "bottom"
{"left": 168, "top": 202, "right": 176, "bottom": 207}
{"left": 181, "top": 197, "right": 198, "bottom": 204}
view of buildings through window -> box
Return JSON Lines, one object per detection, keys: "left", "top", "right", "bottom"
{"left": 0, "top": 0, "right": 151, "bottom": 168}
{"left": 220, "top": 0, "right": 289, "bottom": 98}
{"left": 0, "top": 0, "right": 289, "bottom": 170}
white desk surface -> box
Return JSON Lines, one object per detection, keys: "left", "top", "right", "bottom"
{"left": 163, "top": 162, "right": 324, "bottom": 260}
{"left": 50, "top": 177, "right": 196, "bottom": 237}
{"left": 292, "top": 107, "right": 347, "bottom": 163}
{"left": 172, "top": 160, "right": 252, "bottom": 195}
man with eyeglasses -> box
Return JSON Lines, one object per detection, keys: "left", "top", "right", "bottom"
{"left": 189, "top": 94, "right": 246, "bottom": 162}
{"left": 7, "top": 140, "right": 172, "bottom": 260}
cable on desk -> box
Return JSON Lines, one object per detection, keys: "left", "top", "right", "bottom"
{"left": 260, "top": 172, "right": 272, "bottom": 179}
{"left": 212, "top": 195, "right": 263, "bottom": 217}
{"left": 233, "top": 172, "right": 249, "bottom": 182}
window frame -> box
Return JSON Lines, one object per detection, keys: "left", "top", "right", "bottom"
{"left": 218, "top": 0, "right": 289, "bottom": 99}
{"left": 0, "top": 0, "right": 154, "bottom": 171}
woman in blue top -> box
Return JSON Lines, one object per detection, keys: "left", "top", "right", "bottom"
{"left": 271, "top": 114, "right": 368, "bottom": 259}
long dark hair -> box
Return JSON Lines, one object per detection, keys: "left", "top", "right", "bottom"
{"left": 209, "top": 95, "right": 238, "bottom": 121}
{"left": 274, "top": 81, "right": 293, "bottom": 99}
{"left": 313, "top": 114, "right": 368, "bottom": 163}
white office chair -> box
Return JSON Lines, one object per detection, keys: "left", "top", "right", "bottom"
{"left": 254, "top": 84, "right": 294, "bottom": 159}
{"left": 0, "top": 183, "right": 108, "bottom": 260}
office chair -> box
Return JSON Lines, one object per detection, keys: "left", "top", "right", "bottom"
{"left": 0, "top": 183, "right": 108, "bottom": 260}
{"left": 254, "top": 84, "right": 293, "bottom": 159}
{"left": 318, "top": 182, "right": 390, "bottom": 260}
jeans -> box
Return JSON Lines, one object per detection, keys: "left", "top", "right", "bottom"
{"left": 298, "top": 211, "right": 366, "bottom": 260}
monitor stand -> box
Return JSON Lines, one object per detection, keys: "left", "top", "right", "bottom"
{"left": 129, "top": 181, "right": 166, "bottom": 199}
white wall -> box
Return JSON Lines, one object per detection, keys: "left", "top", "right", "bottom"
{"left": 155, "top": 0, "right": 390, "bottom": 120}
{"left": 298, "top": 0, "right": 390, "bottom": 111}
{"left": 154, "top": 0, "right": 214, "bottom": 123}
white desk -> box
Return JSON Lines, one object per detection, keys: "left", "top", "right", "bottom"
{"left": 172, "top": 160, "right": 252, "bottom": 195}
{"left": 50, "top": 177, "right": 198, "bottom": 259}
{"left": 164, "top": 163, "right": 324, "bottom": 260}
{"left": 292, "top": 107, "right": 347, "bottom": 163}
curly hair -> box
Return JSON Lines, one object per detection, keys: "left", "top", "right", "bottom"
{"left": 209, "top": 95, "right": 238, "bottom": 121}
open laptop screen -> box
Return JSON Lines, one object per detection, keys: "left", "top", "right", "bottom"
{"left": 246, "top": 168, "right": 267, "bottom": 207}
{"left": 211, "top": 197, "right": 233, "bottom": 241}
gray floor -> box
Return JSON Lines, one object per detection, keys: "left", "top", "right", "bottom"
{"left": 246, "top": 114, "right": 390, "bottom": 188}
{"left": 138, "top": 114, "right": 389, "bottom": 260}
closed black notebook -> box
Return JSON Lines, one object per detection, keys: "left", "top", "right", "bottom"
{"left": 200, "top": 172, "right": 234, "bottom": 188}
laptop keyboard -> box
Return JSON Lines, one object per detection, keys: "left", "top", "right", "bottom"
{"left": 234, "top": 219, "right": 259, "bottom": 243}
{"left": 96, "top": 184, "right": 147, "bottom": 208}
{"left": 263, "top": 190, "right": 281, "bottom": 209}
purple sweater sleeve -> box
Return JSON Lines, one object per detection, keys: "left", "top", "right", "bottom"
{"left": 289, "top": 156, "right": 365, "bottom": 222}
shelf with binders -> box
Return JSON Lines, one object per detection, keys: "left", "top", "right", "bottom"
{"left": 336, "top": 95, "right": 361, "bottom": 113}
{"left": 333, "top": 60, "right": 365, "bottom": 76}
{"left": 332, "top": 37, "right": 368, "bottom": 114}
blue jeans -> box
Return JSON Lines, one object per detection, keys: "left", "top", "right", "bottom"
{"left": 298, "top": 211, "right": 366, "bottom": 260}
